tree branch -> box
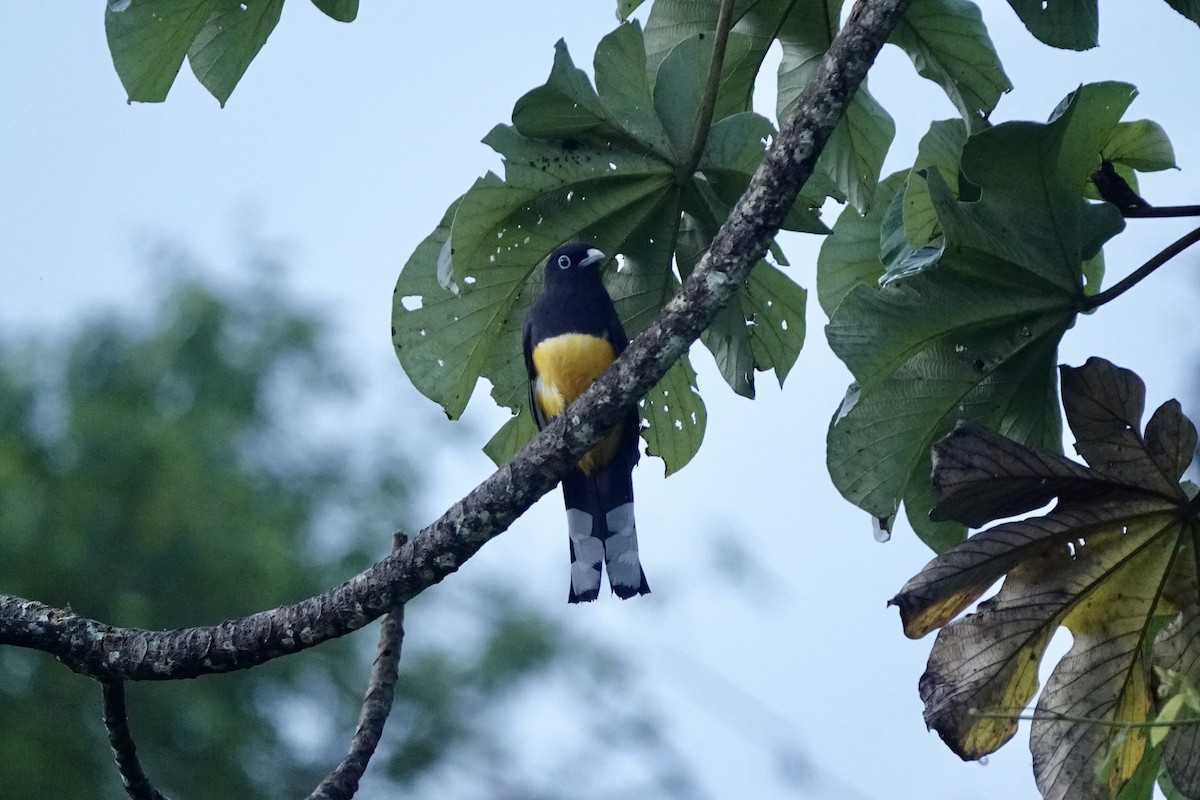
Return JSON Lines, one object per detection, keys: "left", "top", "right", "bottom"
{"left": 0, "top": 0, "right": 914, "bottom": 680}
{"left": 1079, "top": 223, "right": 1200, "bottom": 311}
{"left": 101, "top": 681, "right": 171, "bottom": 800}
{"left": 308, "top": 534, "right": 408, "bottom": 800}
{"left": 1122, "top": 205, "right": 1200, "bottom": 219}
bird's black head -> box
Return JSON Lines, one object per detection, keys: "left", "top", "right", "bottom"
{"left": 543, "top": 242, "right": 605, "bottom": 287}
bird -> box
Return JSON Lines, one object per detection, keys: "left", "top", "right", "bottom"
{"left": 522, "top": 242, "right": 650, "bottom": 603}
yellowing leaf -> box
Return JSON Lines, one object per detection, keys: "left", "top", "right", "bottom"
{"left": 890, "top": 358, "right": 1200, "bottom": 799}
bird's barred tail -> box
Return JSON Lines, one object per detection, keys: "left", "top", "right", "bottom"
{"left": 563, "top": 470, "right": 650, "bottom": 603}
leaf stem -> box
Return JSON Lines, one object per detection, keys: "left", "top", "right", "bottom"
{"left": 1079, "top": 223, "right": 1200, "bottom": 312}
{"left": 1123, "top": 205, "right": 1200, "bottom": 219}
{"left": 675, "top": 0, "right": 737, "bottom": 184}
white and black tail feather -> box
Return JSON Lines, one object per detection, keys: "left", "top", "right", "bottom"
{"left": 563, "top": 469, "right": 649, "bottom": 603}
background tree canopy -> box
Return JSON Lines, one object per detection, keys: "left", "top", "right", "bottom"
{"left": 0, "top": 249, "right": 707, "bottom": 799}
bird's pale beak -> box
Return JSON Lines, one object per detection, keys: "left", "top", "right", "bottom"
{"left": 581, "top": 248, "right": 605, "bottom": 267}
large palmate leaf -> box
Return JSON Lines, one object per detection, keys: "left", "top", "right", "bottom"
{"left": 646, "top": 0, "right": 1008, "bottom": 211}
{"left": 890, "top": 358, "right": 1200, "bottom": 800}
{"left": 393, "top": 22, "right": 811, "bottom": 472}
{"left": 824, "top": 82, "right": 1163, "bottom": 551}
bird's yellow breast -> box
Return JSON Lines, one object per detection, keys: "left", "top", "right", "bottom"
{"left": 532, "top": 333, "right": 621, "bottom": 474}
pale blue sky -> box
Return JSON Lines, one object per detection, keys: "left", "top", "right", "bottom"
{"left": 3, "top": 4, "right": 1199, "bottom": 799}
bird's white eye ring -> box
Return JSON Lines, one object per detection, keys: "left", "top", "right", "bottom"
{"left": 557, "top": 255, "right": 572, "bottom": 269}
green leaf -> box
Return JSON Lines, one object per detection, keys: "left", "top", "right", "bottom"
{"left": 512, "top": 37, "right": 625, "bottom": 145}
{"left": 311, "top": 0, "right": 358, "bottom": 22}
{"left": 616, "top": 0, "right": 648, "bottom": 22}
{"left": 643, "top": 0, "right": 781, "bottom": 82}
{"left": 639, "top": 359, "right": 707, "bottom": 475}
{"left": 698, "top": 112, "right": 828, "bottom": 234}
{"left": 813, "top": 87, "right": 896, "bottom": 214}
{"left": 1113, "top": 744, "right": 1161, "bottom": 800}
{"left": 680, "top": 171, "right": 809, "bottom": 397}
{"left": 902, "top": 118, "right": 969, "bottom": 247}
{"left": 1164, "top": 0, "right": 1200, "bottom": 23}
{"left": 1005, "top": 0, "right": 1099, "bottom": 51}
{"left": 677, "top": 214, "right": 754, "bottom": 397}
{"left": 654, "top": 32, "right": 718, "bottom": 160}
{"left": 393, "top": 199, "right": 500, "bottom": 420}
{"left": 483, "top": 410, "right": 539, "bottom": 468}
{"left": 776, "top": 1, "right": 893, "bottom": 212}
{"left": 879, "top": 181, "right": 917, "bottom": 275}
{"left": 816, "top": 172, "right": 907, "bottom": 318}
{"left": 827, "top": 257, "right": 1070, "bottom": 551}
{"left": 645, "top": 0, "right": 889, "bottom": 210}
{"left": 743, "top": 260, "right": 807, "bottom": 386}
{"left": 1103, "top": 120, "right": 1179, "bottom": 173}
{"left": 889, "top": 0, "right": 1012, "bottom": 127}
{"left": 891, "top": 358, "right": 1200, "bottom": 799}
{"left": 105, "top": 0, "right": 213, "bottom": 103}
{"left": 105, "top": 0, "right": 352, "bottom": 104}
{"left": 641, "top": 4, "right": 772, "bottom": 121}
{"left": 825, "top": 83, "right": 1137, "bottom": 550}
{"left": 187, "top": 0, "right": 284, "bottom": 107}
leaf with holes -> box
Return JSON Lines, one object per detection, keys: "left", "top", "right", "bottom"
{"left": 825, "top": 82, "right": 1147, "bottom": 552}
{"left": 890, "top": 357, "right": 1200, "bottom": 800}
{"left": 638, "top": 359, "right": 707, "bottom": 475}
{"left": 394, "top": 22, "right": 783, "bottom": 472}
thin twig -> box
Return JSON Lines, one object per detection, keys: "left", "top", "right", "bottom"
{"left": 675, "top": 0, "right": 737, "bottom": 184}
{"left": 1079, "top": 223, "right": 1200, "bottom": 311}
{"left": 969, "top": 707, "right": 1200, "bottom": 729}
{"left": 308, "top": 533, "right": 408, "bottom": 800}
{"left": 1122, "top": 205, "right": 1200, "bottom": 219}
{"left": 101, "top": 681, "right": 170, "bottom": 800}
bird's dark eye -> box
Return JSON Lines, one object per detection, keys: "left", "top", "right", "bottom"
{"left": 557, "top": 255, "right": 572, "bottom": 269}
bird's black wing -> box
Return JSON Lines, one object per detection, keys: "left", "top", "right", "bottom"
{"left": 523, "top": 307, "right": 550, "bottom": 431}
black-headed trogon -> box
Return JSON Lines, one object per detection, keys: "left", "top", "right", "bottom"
{"left": 523, "top": 242, "right": 650, "bottom": 603}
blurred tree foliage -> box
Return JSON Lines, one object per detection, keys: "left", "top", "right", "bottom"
{"left": 0, "top": 251, "right": 692, "bottom": 799}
